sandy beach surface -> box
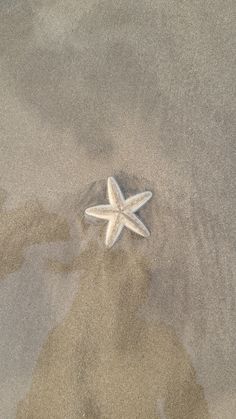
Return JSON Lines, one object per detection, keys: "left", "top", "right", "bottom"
{"left": 0, "top": 1, "right": 235, "bottom": 418}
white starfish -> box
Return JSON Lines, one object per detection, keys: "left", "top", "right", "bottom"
{"left": 85, "top": 177, "right": 152, "bottom": 248}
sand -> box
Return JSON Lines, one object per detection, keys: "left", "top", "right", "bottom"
{"left": 0, "top": 1, "right": 235, "bottom": 418}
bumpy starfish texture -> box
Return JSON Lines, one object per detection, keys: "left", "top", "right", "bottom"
{"left": 85, "top": 177, "right": 152, "bottom": 248}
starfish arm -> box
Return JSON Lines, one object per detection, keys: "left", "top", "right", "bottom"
{"left": 85, "top": 205, "right": 114, "bottom": 220}
{"left": 107, "top": 177, "right": 125, "bottom": 208}
{"left": 105, "top": 215, "right": 124, "bottom": 248}
{"left": 124, "top": 191, "right": 152, "bottom": 212}
{"left": 123, "top": 213, "right": 150, "bottom": 237}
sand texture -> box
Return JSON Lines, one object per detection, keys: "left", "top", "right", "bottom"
{"left": 0, "top": 1, "right": 235, "bottom": 418}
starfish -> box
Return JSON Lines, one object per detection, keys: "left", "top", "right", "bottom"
{"left": 85, "top": 177, "right": 152, "bottom": 248}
